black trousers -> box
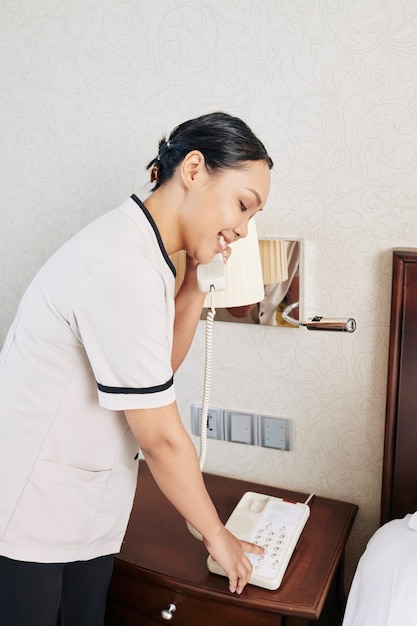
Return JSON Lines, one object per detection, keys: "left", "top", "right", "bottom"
{"left": 0, "top": 554, "right": 113, "bottom": 626}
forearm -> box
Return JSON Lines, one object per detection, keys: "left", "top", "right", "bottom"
{"left": 145, "top": 435, "right": 222, "bottom": 539}
{"left": 125, "top": 405, "right": 222, "bottom": 541}
{"left": 125, "top": 403, "right": 264, "bottom": 594}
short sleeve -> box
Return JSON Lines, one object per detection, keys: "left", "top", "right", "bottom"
{"left": 69, "top": 258, "right": 175, "bottom": 410}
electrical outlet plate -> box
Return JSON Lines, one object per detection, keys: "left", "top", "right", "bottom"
{"left": 258, "top": 415, "right": 292, "bottom": 451}
{"left": 191, "top": 405, "right": 292, "bottom": 450}
{"left": 191, "top": 405, "right": 224, "bottom": 440}
{"left": 224, "top": 410, "right": 257, "bottom": 445}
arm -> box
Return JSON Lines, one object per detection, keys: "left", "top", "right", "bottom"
{"left": 171, "top": 255, "right": 206, "bottom": 372}
{"left": 125, "top": 402, "right": 264, "bottom": 594}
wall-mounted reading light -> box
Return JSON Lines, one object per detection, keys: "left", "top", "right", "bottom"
{"left": 282, "top": 302, "right": 356, "bottom": 333}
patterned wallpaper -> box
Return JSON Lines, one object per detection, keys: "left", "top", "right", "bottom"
{"left": 1, "top": 0, "right": 417, "bottom": 587}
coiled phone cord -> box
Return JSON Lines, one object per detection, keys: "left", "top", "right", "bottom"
{"left": 186, "top": 287, "right": 216, "bottom": 541}
{"left": 185, "top": 290, "right": 317, "bottom": 545}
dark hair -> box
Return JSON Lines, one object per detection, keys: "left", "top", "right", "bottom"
{"left": 146, "top": 111, "right": 273, "bottom": 191}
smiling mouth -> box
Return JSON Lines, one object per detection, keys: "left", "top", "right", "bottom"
{"left": 218, "top": 234, "right": 227, "bottom": 251}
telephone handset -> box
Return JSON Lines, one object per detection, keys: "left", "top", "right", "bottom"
{"left": 197, "top": 253, "right": 227, "bottom": 293}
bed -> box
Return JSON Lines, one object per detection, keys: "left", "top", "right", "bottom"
{"left": 381, "top": 249, "right": 417, "bottom": 524}
{"left": 343, "top": 249, "right": 417, "bottom": 626}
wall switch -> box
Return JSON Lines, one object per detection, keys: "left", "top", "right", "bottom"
{"left": 191, "top": 405, "right": 224, "bottom": 440}
{"left": 258, "top": 415, "right": 292, "bottom": 451}
{"left": 225, "top": 410, "right": 257, "bottom": 445}
{"left": 190, "top": 405, "right": 292, "bottom": 451}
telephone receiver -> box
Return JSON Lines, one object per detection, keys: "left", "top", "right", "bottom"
{"left": 197, "top": 253, "right": 227, "bottom": 293}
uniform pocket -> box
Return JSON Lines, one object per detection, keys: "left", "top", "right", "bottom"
{"left": 4, "top": 459, "right": 111, "bottom": 551}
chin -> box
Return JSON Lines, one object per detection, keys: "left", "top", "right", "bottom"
{"left": 198, "top": 252, "right": 216, "bottom": 265}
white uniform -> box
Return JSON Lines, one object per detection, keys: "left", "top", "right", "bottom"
{"left": 0, "top": 195, "right": 176, "bottom": 563}
{"left": 342, "top": 513, "right": 417, "bottom": 626}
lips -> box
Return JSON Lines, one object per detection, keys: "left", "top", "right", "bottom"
{"left": 218, "top": 234, "right": 227, "bottom": 251}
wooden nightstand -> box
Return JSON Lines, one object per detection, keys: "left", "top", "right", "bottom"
{"left": 105, "top": 461, "right": 357, "bottom": 626}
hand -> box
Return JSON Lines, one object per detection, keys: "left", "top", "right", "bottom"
{"left": 185, "top": 252, "right": 199, "bottom": 271}
{"left": 220, "top": 245, "right": 232, "bottom": 265}
{"left": 204, "top": 526, "right": 265, "bottom": 594}
{"left": 178, "top": 253, "right": 201, "bottom": 294}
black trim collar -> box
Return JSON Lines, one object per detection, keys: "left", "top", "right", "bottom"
{"left": 131, "top": 194, "right": 176, "bottom": 276}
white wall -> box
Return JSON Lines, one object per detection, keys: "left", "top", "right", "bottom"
{"left": 2, "top": 0, "right": 417, "bottom": 586}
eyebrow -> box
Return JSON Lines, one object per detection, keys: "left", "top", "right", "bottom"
{"left": 246, "top": 188, "right": 262, "bottom": 207}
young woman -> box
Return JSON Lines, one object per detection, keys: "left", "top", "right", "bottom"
{"left": 0, "top": 112, "right": 273, "bottom": 625}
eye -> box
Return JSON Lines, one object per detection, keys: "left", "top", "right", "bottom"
{"left": 240, "top": 201, "right": 248, "bottom": 212}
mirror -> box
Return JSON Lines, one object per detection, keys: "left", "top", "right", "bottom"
{"left": 201, "top": 240, "right": 300, "bottom": 327}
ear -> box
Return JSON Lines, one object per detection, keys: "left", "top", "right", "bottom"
{"left": 180, "top": 150, "right": 206, "bottom": 187}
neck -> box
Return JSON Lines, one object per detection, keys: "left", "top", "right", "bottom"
{"left": 143, "top": 183, "right": 184, "bottom": 256}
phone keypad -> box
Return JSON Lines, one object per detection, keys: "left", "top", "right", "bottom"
{"left": 207, "top": 493, "right": 310, "bottom": 590}
{"left": 250, "top": 523, "right": 290, "bottom": 575}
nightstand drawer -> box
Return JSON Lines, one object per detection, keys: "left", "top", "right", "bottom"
{"left": 106, "top": 569, "right": 282, "bottom": 626}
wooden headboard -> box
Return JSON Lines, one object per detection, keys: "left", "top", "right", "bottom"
{"left": 381, "top": 249, "right": 417, "bottom": 524}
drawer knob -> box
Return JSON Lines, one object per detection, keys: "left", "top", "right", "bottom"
{"left": 161, "top": 603, "right": 176, "bottom": 620}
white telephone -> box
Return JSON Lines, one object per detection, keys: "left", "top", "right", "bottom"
{"left": 207, "top": 492, "right": 310, "bottom": 590}
{"left": 191, "top": 252, "right": 311, "bottom": 590}
{"left": 196, "top": 253, "right": 227, "bottom": 293}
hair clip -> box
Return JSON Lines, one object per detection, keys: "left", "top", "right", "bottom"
{"left": 150, "top": 164, "right": 159, "bottom": 183}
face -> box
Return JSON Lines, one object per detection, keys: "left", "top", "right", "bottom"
{"left": 180, "top": 158, "right": 271, "bottom": 265}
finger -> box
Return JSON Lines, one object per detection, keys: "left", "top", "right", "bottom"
{"left": 185, "top": 254, "right": 199, "bottom": 270}
{"left": 241, "top": 540, "right": 266, "bottom": 556}
{"left": 235, "top": 555, "right": 255, "bottom": 594}
{"left": 235, "top": 576, "right": 246, "bottom": 595}
{"left": 228, "top": 574, "right": 238, "bottom": 594}
{"left": 222, "top": 246, "right": 231, "bottom": 264}
{"left": 235, "top": 568, "right": 251, "bottom": 594}
{"left": 229, "top": 560, "right": 251, "bottom": 594}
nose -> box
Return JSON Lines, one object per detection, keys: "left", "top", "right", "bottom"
{"left": 234, "top": 220, "right": 249, "bottom": 240}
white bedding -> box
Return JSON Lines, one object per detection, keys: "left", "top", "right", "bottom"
{"left": 343, "top": 513, "right": 417, "bottom": 626}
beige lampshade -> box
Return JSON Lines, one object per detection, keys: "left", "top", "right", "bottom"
{"left": 170, "top": 219, "right": 265, "bottom": 308}
{"left": 258, "top": 239, "right": 288, "bottom": 285}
